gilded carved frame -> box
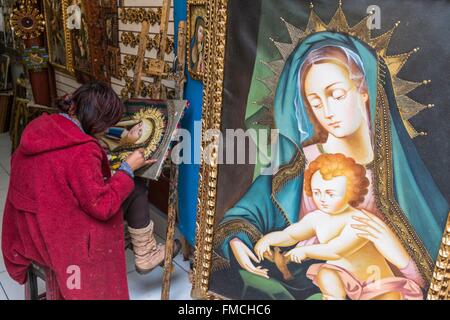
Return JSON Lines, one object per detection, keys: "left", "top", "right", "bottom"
{"left": 191, "top": 0, "right": 450, "bottom": 300}
{"left": 43, "top": 0, "right": 74, "bottom": 75}
{"left": 192, "top": 0, "right": 227, "bottom": 300}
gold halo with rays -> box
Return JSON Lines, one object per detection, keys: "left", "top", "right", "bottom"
{"left": 257, "top": 1, "right": 434, "bottom": 138}
{"left": 132, "top": 108, "right": 166, "bottom": 158}
{"left": 132, "top": 108, "right": 165, "bottom": 158}
{"left": 114, "top": 107, "right": 166, "bottom": 162}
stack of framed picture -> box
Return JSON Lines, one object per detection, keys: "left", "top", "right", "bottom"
{"left": 43, "top": 0, "right": 112, "bottom": 83}
{"left": 101, "top": 0, "right": 121, "bottom": 81}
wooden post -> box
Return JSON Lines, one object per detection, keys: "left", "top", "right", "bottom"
{"left": 152, "top": 0, "right": 171, "bottom": 99}
{"left": 133, "top": 20, "right": 151, "bottom": 97}
{"left": 175, "top": 21, "right": 187, "bottom": 99}
{"left": 161, "top": 20, "right": 187, "bottom": 301}
{"left": 133, "top": 0, "right": 171, "bottom": 99}
{"left": 161, "top": 159, "right": 179, "bottom": 300}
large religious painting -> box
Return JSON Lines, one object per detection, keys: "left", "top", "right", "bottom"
{"left": 192, "top": 0, "right": 450, "bottom": 300}
{"left": 43, "top": 0, "right": 74, "bottom": 74}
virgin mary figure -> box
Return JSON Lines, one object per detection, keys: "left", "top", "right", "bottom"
{"left": 190, "top": 16, "right": 206, "bottom": 76}
{"left": 210, "top": 32, "right": 449, "bottom": 300}
{"left": 99, "top": 108, "right": 166, "bottom": 171}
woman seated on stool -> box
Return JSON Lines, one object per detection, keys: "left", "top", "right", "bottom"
{"left": 1, "top": 82, "right": 159, "bottom": 300}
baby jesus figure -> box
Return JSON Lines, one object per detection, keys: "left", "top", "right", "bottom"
{"left": 254, "top": 153, "right": 423, "bottom": 300}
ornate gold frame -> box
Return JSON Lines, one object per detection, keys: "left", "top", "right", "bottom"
{"left": 187, "top": 0, "right": 208, "bottom": 81}
{"left": 43, "top": 0, "right": 74, "bottom": 75}
{"left": 192, "top": 1, "right": 450, "bottom": 300}
{"left": 191, "top": 0, "right": 227, "bottom": 299}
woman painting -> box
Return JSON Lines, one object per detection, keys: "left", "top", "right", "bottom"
{"left": 1, "top": 82, "right": 155, "bottom": 299}
{"left": 98, "top": 111, "right": 180, "bottom": 275}
{"left": 211, "top": 32, "right": 449, "bottom": 300}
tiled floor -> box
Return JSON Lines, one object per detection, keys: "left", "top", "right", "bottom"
{"left": 0, "top": 132, "right": 192, "bottom": 300}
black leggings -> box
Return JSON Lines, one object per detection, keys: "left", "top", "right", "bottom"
{"left": 122, "top": 177, "right": 151, "bottom": 229}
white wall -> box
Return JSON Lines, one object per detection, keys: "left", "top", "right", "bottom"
{"left": 55, "top": 0, "right": 175, "bottom": 97}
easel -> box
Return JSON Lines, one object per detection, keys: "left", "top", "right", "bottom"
{"left": 161, "top": 20, "right": 187, "bottom": 300}
{"left": 129, "top": 0, "right": 188, "bottom": 301}
{"left": 132, "top": 0, "right": 172, "bottom": 99}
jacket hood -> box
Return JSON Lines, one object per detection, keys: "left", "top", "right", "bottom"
{"left": 20, "top": 114, "right": 97, "bottom": 156}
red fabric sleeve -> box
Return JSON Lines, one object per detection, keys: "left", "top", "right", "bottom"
{"left": 67, "top": 145, "right": 135, "bottom": 221}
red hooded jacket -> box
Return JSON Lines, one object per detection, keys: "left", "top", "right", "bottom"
{"left": 1, "top": 114, "right": 134, "bottom": 299}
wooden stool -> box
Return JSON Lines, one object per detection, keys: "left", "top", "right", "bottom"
{"left": 25, "top": 263, "right": 63, "bottom": 300}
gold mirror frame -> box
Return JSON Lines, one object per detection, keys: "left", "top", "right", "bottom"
{"left": 191, "top": 0, "right": 450, "bottom": 300}
{"left": 43, "top": 0, "right": 74, "bottom": 75}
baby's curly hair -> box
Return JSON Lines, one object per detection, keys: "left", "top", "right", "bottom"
{"left": 304, "top": 153, "right": 370, "bottom": 207}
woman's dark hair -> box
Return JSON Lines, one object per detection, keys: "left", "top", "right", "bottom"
{"left": 56, "top": 81, "right": 124, "bottom": 136}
